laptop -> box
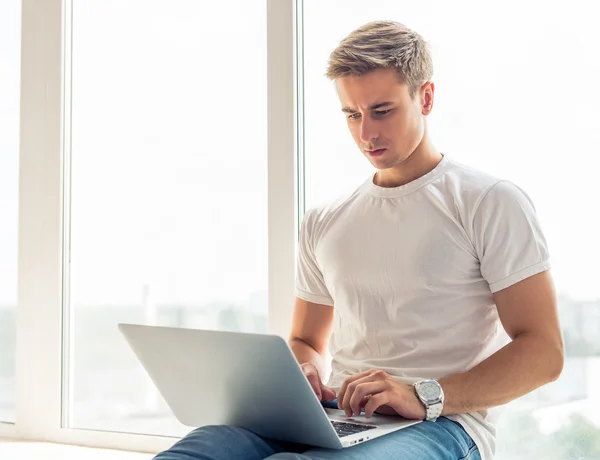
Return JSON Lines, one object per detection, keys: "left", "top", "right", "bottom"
{"left": 118, "top": 323, "right": 421, "bottom": 448}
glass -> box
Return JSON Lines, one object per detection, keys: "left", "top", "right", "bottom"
{"left": 67, "top": 0, "right": 267, "bottom": 435}
{"left": 303, "top": 1, "right": 600, "bottom": 458}
{"left": 0, "top": 0, "right": 21, "bottom": 424}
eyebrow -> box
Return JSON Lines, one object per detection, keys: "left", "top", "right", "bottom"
{"left": 341, "top": 102, "right": 394, "bottom": 114}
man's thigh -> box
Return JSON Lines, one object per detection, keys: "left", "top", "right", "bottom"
{"left": 153, "top": 425, "right": 305, "bottom": 460}
{"left": 265, "top": 417, "right": 481, "bottom": 460}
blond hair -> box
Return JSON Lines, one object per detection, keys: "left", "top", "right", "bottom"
{"left": 327, "top": 21, "right": 433, "bottom": 97}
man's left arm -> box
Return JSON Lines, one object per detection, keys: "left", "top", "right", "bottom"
{"left": 337, "top": 269, "right": 565, "bottom": 419}
{"left": 438, "top": 269, "right": 564, "bottom": 415}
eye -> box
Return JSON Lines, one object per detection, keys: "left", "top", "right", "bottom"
{"left": 374, "top": 109, "right": 392, "bottom": 116}
{"left": 347, "top": 113, "right": 361, "bottom": 120}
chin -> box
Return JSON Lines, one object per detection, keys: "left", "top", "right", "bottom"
{"left": 372, "top": 158, "right": 400, "bottom": 170}
{"left": 383, "top": 155, "right": 414, "bottom": 170}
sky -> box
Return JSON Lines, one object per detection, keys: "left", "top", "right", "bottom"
{"left": 1, "top": 0, "right": 600, "bottom": 309}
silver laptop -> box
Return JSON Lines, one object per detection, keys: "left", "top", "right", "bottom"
{"left": 118, "top": 323, "right": 420, "bottom": 449}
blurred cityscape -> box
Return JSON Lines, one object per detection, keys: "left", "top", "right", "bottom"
{"left": 1, "top": 292, "right": 600, "bottom": 458}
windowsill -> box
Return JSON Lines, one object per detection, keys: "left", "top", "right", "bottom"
{"left": 0, "top": 440, "right": 153, "bottom": 460}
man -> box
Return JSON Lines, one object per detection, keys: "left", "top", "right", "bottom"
{"left": 155, "top": 20, "right": 564, "bottom": 460}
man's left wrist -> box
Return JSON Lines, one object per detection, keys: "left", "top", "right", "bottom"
{"left": 412, "top": 391, "right": 427, "bottom": 419}
{"left": 414, "top": 379, "right": 444, "bottom": 422}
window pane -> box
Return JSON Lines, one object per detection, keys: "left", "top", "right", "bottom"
{"left": 303, "top": 1, "right": 600, "bottom": 458}
{"left": 67, "top": 0, "right": 267, "bottom": 435}
{"left": 0, "top": 0, "right": 21, "bottom": 425}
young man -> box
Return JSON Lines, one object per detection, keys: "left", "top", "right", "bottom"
{"left": 155, "top": 20, "right": 564, "bottom": 460}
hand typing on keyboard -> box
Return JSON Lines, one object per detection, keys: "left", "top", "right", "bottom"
{"left": 337, "top": 369, "right": 427, "bottom": 419}
{"left": 301, "top": 362, "right": 337, "bottom": 402}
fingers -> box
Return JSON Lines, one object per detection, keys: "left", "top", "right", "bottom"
{"left": 364, "top": 393, "right": 390, "bottom": 419}
{"left": 321, "top": 384, "right": 337, "bottom": 402}
{"left": 301, "top": 363, "right": 323, "bottom": 400}
{"left": 307, "top": 373, "right": 322, "bottom": 400}
{"left": 346, "top": 381, "right": 387, "bottom": 417}
{"left": 337, "top": 369, "right": 375, "bottom": 409}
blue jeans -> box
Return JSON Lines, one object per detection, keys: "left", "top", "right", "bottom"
{"left": 154, "top": 417, "right": 481, "bottom": 460}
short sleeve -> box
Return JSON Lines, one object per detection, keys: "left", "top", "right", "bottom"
{"left": 295, "top": 209, "right": 335, "bottom": 306}
{"left": 472, "top": 180, "right": 551, "bottom": 293}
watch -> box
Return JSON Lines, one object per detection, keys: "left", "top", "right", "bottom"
{"left": 413, "top": 379, "right": 444, "bottom": 422}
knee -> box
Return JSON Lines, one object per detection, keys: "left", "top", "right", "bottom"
{"left": 185, "top": 424, "right": 251, "bottom": 442}
{"left": 188, "top": 424, "right": 232, "bottom": 435}
{"left": 154, "top": 425, "right": 253, "bottom": 459}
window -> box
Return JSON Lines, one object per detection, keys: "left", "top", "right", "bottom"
{"left": 66, "top": 0, "right": 267, "bottom": 436}
{"left": 0, "top": 0, "right": 21, "bottom": 425}
{"left": 13, "top": 0, "right": 595, "bottom": 454}
{"left": 302, "top": 1, "right": 600, "bottom": 458}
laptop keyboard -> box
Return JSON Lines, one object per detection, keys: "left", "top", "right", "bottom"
{"left": 331, "top": 420, "right": 377, "bottom": 438}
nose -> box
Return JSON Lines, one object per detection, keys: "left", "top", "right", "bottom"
{"left": 359, "top": 117, "right": 379, "bottom": 144}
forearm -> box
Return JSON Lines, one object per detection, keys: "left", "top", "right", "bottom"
{"left": 289, "top": 337, "right": 329, "bottom": 378}
{"left": 439, "top": 333, "right": 564, "bottom": 415}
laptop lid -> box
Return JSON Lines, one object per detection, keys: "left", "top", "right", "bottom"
{"left": 118, "top": 323, "right": 343, "bottom": 448}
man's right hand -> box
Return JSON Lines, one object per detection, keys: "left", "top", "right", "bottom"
{"left": 301, "top": 362, "right": 337, "bottom": 402}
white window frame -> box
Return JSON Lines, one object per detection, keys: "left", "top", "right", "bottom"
{"left": 3, "top": 0, "right": 301, "bottom": 452}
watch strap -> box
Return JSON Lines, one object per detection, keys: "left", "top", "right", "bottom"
{"left": 425, "top": 400, "right": 443, "bottom": 421}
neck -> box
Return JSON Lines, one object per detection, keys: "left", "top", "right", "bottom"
{"left": 374, "top": 136, "right": 442, "bottom": 188}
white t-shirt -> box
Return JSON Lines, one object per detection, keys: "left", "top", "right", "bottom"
{"left": 295, "top": 155, "right": 551, "bottom": 460}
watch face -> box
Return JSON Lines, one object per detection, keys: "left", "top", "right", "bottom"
{"left": 419, "top": 382, "right": 441, "bottom": 401}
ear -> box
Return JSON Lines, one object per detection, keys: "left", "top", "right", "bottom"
{"left": 421, "top": 81, "right": 435, "bottom": 115}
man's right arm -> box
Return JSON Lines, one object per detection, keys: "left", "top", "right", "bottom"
{"left": 288, "top": 297, "right": 335, "bottom": 400}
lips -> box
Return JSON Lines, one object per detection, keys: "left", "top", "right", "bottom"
{"left": 366, "top": 148, "right": 386, "bottom": 156}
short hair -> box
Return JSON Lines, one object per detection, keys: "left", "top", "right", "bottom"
{"left": 327, "top": 21, "right": 434, "bottom": 97}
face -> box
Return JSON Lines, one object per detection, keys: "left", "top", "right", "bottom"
{"left": 336, "top": 68, "right": 434, "bottom": 171}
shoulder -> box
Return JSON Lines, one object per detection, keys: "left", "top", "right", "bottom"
{"left": 436, "top": 158, "right": 537, "bottom": 233}
{"left": 445, "top": 159, "right": 534, "bottom": 213}
{"left": 442, "top": 158, "right": 504, "bottom": 204}
{"left": 475, "top": 179, "right": 535, "bottom": 213}
{"left": 441, "top": 158, "right": 535, "bottom": 212}
{"left": 301, "top": 182, "right": 367, "bottom": 240}
{"left": 442, "top": 160, "right": 540, "bottom": 241}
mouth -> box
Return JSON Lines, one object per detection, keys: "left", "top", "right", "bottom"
{"left": 365, "top": 148, "right": 386, "bottom": 157}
